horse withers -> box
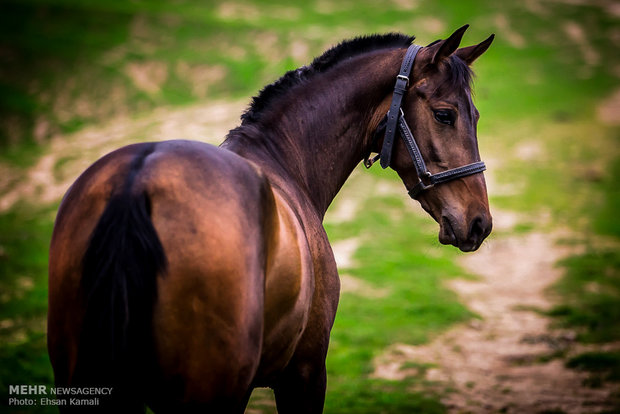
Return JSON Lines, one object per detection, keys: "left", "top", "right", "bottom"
{"left": 48, "top": 25, "right": 493, "bottom": 413}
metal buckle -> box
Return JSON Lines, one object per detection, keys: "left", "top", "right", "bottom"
{"left": 418, "top": 181, "right": 433, "bottom": 191}
{"left": 408, "top": 179, "right": 434, "bottom": 199}
{"left": 420, "top": 171, "right": 434, "bottom": 187}
{"left": 396, "top": 74, "right": 409, "bottom": 87}
{"left": 364, "top": 154, "right": 380, "bottom": 169}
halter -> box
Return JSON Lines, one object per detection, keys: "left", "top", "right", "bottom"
{"left": 364, "top": 44, "right": 486, "bottom": 199}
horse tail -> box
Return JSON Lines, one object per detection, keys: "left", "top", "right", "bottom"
{"left": 71, "top": 186, "right": 166, "bottom": 412}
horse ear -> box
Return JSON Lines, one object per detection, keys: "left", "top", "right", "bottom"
{"left": 430, "top": 24, "right": 469, "bottom": 65}
{"left": 455, "top": 34, "right": 495, "bottom": 65}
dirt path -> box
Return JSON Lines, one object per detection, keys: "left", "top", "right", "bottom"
{"left": 371, "top": 215, "right": 620, "bottom": 413}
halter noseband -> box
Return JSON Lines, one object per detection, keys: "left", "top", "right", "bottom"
{"left": 364, "top": 44, "right": 486, "bottom": 199}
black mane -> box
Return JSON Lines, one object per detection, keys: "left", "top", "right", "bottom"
{"left": 241, "top": 33, "right": 415, "bottom": 124}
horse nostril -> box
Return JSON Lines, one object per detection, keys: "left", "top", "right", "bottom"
{"left": 439, "top": 215, "right": 457, "bottom": 246}
{"left": 469, "top": 216, "right": 485, "bottom": 241}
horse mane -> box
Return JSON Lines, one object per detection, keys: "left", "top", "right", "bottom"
{"left": 240, "top": 33, "right": 415, "bottom": 124}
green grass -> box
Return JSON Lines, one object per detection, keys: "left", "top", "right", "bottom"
{"left": 540, "top": 145, "right": 620, "bottom": 386}
{"left": 548, "top": 249, "right": 620, "bottom": 343}
{"left": 0, "top": 205, "right": 56, "bottom": 414}
{"left": 592, "top": 158, "right": 620, "bottom": 238}
{"left": 566, "top": 351, "right": 620, "bottom": 389}
{"left": 0, "top": 206, "right": 54, "bottom": 320}
{"left": 4, "top": 0, "right": 617, "bottom": 165}
{"left": 324, "top": 194, "right": 473, "bottom": 412}
{"left": 566, "top": 352, "right": 620, "bottom": 382}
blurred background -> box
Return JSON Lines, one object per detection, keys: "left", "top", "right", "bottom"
{"left": 0, "top": 0, "right": 618, "bottom": 413}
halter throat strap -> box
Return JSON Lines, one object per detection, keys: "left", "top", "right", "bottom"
{"left": 370, "top": 44, "right": 487, "bottom": 199}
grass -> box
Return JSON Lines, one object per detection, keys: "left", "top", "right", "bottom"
{"left": 324, "top": 194, "right": 473, "bottom": 412}
{"left": 542, "top": 148, "right": 620, "bottom": 387}
{"left": 0, "top": 0, "right": 619, "bottom": 412}
{"left": 469, "top": 5, "right": 620, "bottom": 386}
{"left": 0, "top": 205, "right": 56, "bottom": 414}
{"left": 6, "top": 0, "right": 617, "bottom": 164}
{"left": 566, "top": 352, "right": 620, "bottom": 385}
{"left": 548, "top": 249, "right": 620, "bottom": 343}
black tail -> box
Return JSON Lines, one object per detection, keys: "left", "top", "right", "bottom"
{"left": 71, "top": 190, "right": 166, "bottom": 412}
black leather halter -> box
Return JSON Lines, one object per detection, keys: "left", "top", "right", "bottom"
{"left": 364, "top": 44, "right": 486, "bottom": 199}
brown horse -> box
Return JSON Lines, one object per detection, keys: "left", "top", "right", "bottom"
{"left": 48, "top": 25, "right": 493, "bottom": 413}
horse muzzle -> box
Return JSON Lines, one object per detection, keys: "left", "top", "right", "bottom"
{"left": 439, "top": 211, "right": 492, "bottom": 252}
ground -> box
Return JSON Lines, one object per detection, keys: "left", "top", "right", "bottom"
{"left": 371, "top": 228, "right": 620, "bottom": 413}
{"left": 330, "top": 164, "right": 620, "bottom": 412}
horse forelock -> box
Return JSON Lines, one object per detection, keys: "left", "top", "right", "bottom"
{"left": 433, "top": 55, "right": 474, "bottom": 98}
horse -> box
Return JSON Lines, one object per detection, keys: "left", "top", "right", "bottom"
{"left": 48, "top": 25, "right": 493, "bottom": 413}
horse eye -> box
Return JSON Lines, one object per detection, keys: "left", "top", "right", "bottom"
{"left": 433, "top": 109, "right": 455, "bottom": 126}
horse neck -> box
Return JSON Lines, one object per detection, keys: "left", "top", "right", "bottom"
{"left": 224, "top": 49, "right": 404, "bottom": 218}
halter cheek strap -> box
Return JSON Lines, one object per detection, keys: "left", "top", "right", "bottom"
{"left": 367, "top": 44, "right": 487, "bottom": 199}
{"left": 380, "top": 45, "right": 422, "bottom": 168}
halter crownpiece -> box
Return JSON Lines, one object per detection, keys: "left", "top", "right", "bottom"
{"left": 379, "top": 44, "right": 422, "bottom": 169}
{"left": 366, "top": 43, "right": 487, "bottom": 199}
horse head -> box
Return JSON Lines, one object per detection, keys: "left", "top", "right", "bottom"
{"left": 387, "top": 25, "right": 494, "bottom": 252}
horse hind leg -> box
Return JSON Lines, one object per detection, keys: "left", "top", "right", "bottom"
{"left": 272, "top": 359, "right": 327, "bottom": 414}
